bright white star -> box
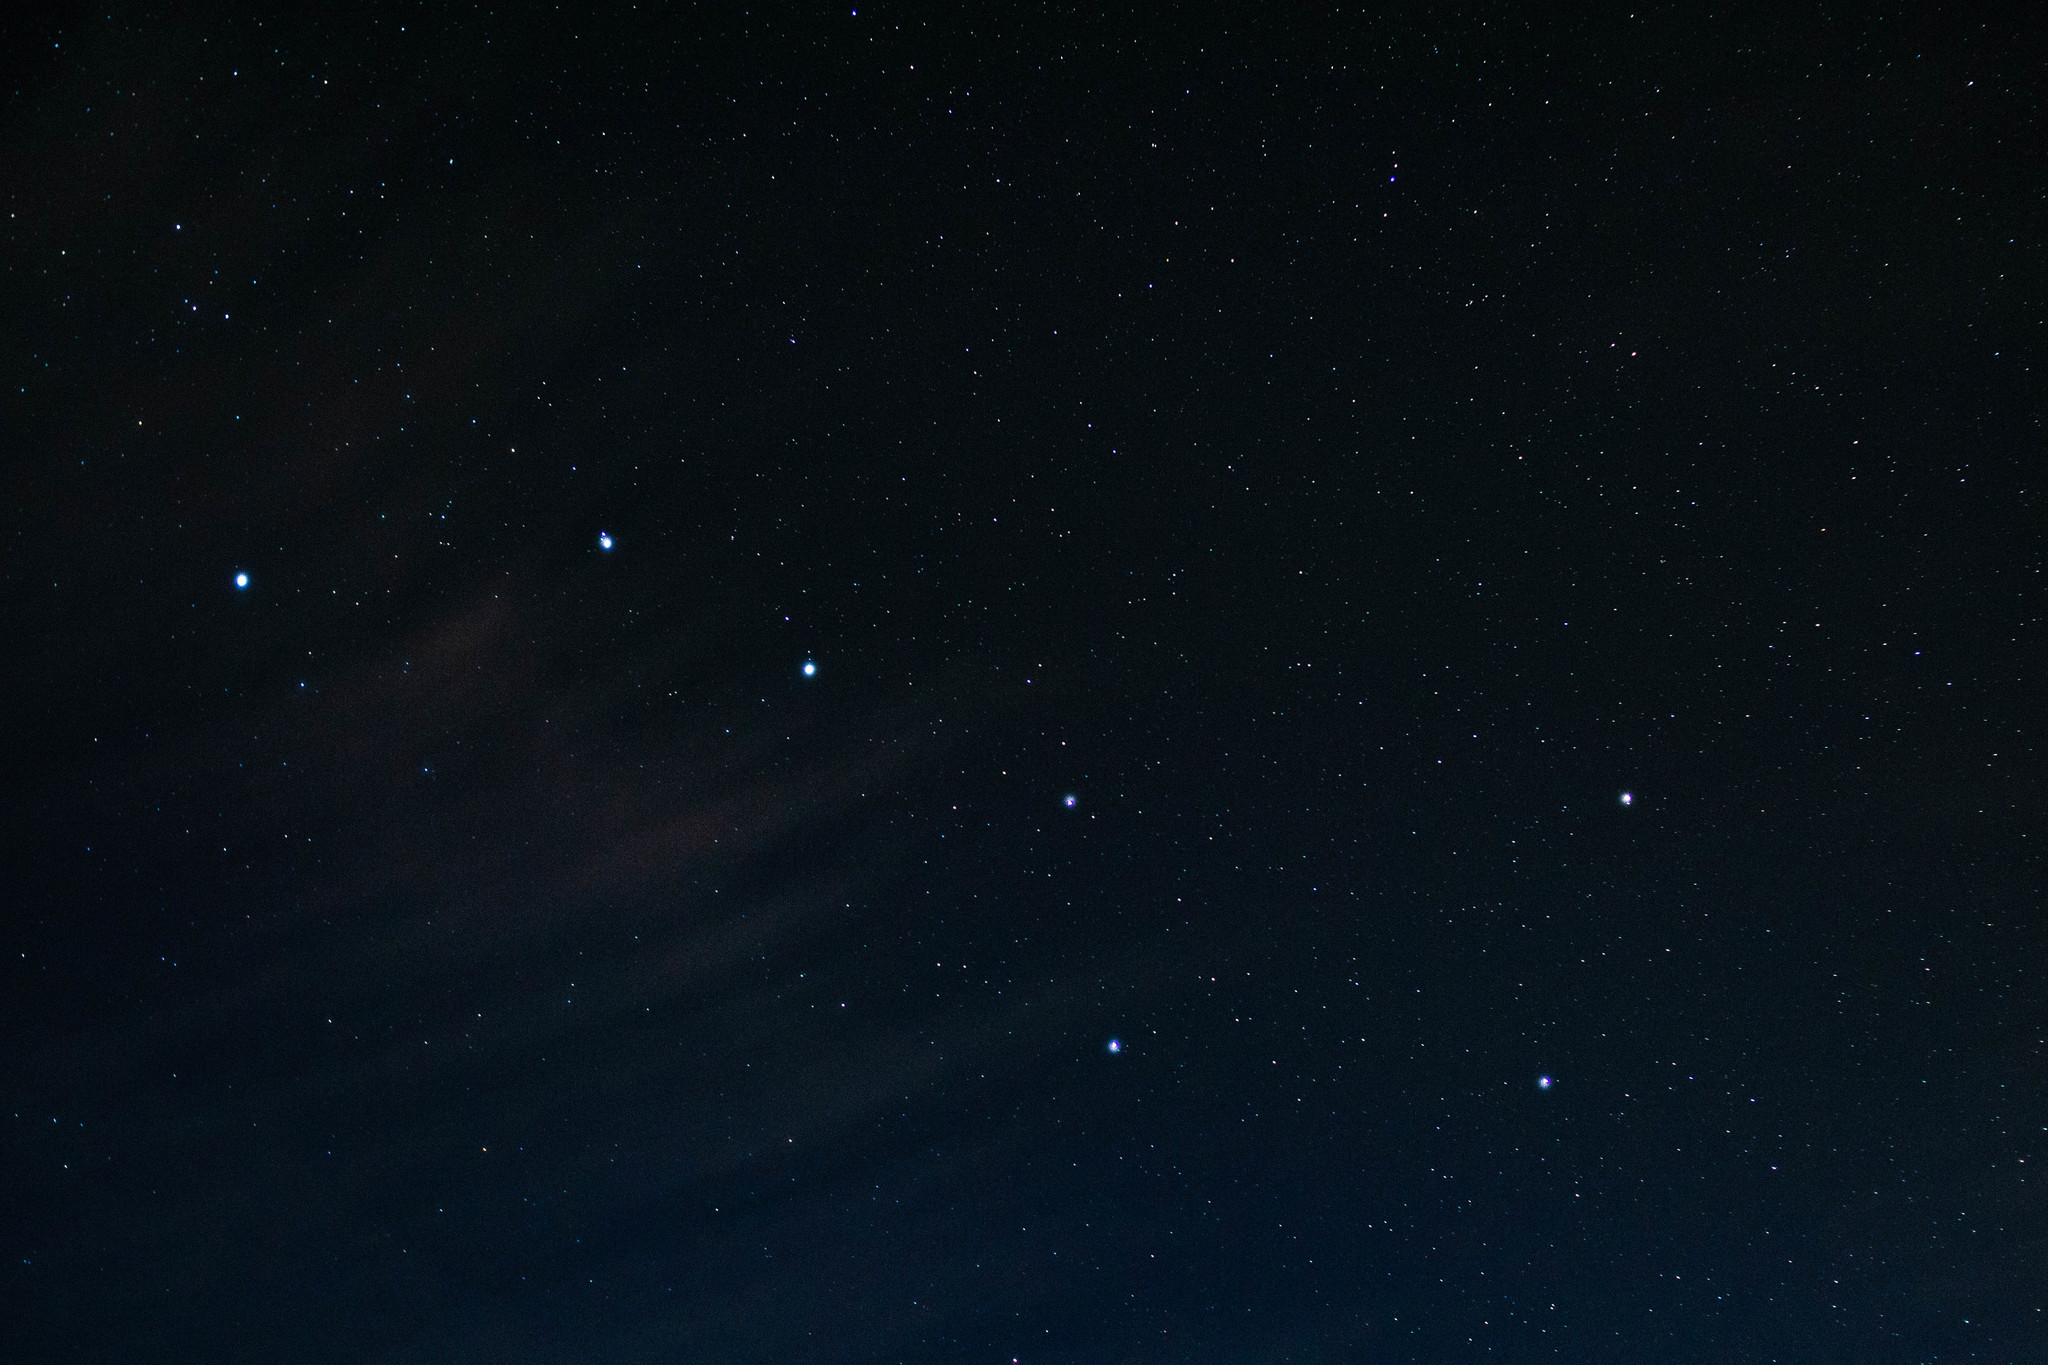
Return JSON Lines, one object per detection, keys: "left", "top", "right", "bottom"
{"left": 802, "top": 661, "right": 816, "bottom": 677}
{"left": 1063, "top": 794, "right": 1077, "bottom": 808}
{"left": 1619, "top": 791, "right": 1633, "bottom": 806}
{"left": 1106, "top": 1038, "right": 1121, "bottom": 1054}
{"left": 234, "top": 572, "right": 249, "bottom": 590}
{"left": 598, "top": 532, "right": 613, "bottom": 551}
{"left": 1538, "top": 1075, "right": 1554, "bottom": 1090}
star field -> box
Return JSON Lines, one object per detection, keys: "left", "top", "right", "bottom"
{"left": 1, "top": 6, "right": 2039, "bottom": 1362}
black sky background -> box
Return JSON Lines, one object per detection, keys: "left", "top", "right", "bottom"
{"left": 2, "top": 4, "right": 2042, "bottom": 1361}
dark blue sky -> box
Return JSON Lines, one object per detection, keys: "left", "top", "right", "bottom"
{"left": 2, "top": 4, "right": 2039, "bottom": 1360}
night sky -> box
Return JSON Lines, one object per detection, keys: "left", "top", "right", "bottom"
{"left": 3, "top": 5, "right": 2042, "bottom": 1361}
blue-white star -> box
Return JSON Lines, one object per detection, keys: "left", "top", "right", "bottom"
{"left": 1619, "top": 791, "right": 1633, "bottom": 806}
{"left": 802, "top": 661, "right": 816, "bottom": 677}
{"left": 1063, "top": 794, "right": 1077, "bottom": 808}
{"left": 598, "top": 532, "right": 614, "bottom": 551}
{"left": 233, "top": 572, "right": 249, "bottom": 590}
{"left": 1537, "top": 1075, "right": 1554, "bottom": 1090}
{"left": 1106, "top": 1038, "right": 1121, "bottom": 1054}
